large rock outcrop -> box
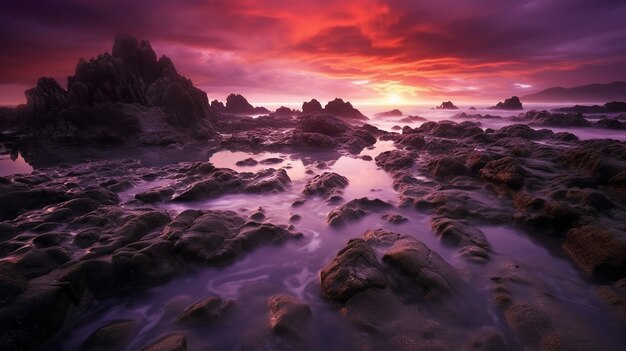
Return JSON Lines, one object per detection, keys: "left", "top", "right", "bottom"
{"left": 22, "top": 34, "right": 215, "bottom": 144}
{"left": 489, "top": 96, "right": 523, "bottom": 110}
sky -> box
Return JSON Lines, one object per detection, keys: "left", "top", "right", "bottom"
{"left": 1, "top": 0, "right": 626, "bottom": 107}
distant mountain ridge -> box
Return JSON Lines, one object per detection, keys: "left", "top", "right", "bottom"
{"left": 523, "top": 81, "right": 626, "bottom": 103}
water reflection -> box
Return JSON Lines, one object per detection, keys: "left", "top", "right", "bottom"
{"left": 0, "top": 152, "right": 33, "bottom": 176}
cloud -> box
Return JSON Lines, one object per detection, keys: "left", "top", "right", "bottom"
{"left": 1, "top": 0, "right": 625, "bottom": 105}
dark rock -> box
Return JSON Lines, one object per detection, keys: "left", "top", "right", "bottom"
{"left": 399, "top": 115, "right": 427, "bottom": 123}
{"left": 303, "top": 172, "right": 349, "bottom": 198}
{"left": 320, "top": 239, "right": 388, "bottom": 300}
{"left": 295, "top": 114, "right": 351, "bottom": 137}
{"left": 375, "top": 150, "right": 415, "bottom": 171}
{"left": 236, "top": 158, "right": 258, "bottom": 167}
{"left": 377, "top": 230, "right": 459, "bottom": 299}
{"left": 259, "top": 157, "right": 284, "bottom": 165}
{"left": 302, "top": 99, "right": 323, "bottom": 114}
{"left": 271, "top": 106, "right": 299, "bottom": 117}
{"left": 489, "top": 96, "right": 523, "bottom": 110}
{"left": 223, "top": 93, "right": 269, "bottom": 115}
{"left": 430, "top": 217, "right": 489, "bottom": 248}
{"left": 479, "top": 157, "right": 528, "bottom": 189}
{"left": 417, "top": 120, "right": 483, "bottom": 138}
{"left": 326, "top": 198, "right": 392, "bottom": 226}
{"left": 564, "top": 225, "right": 626, "bottom": 280}
{"left": 428, "top": 156, "right": 467, "bottom": 179}
{"left": 141, "top": 333, "right": 187, "bottom": 351}
{"left": 520, "top": 110, "right": 591, "bottom": 127}
{"left": 381, "top": 214, "right": 409, "bottom": 224}
{"left": 175, "top": 296, "right": 234, "bottom": 325}
{"left": 268, "top": 294, "right": 313, "bottom": 343}
{"left": 323, "top": 98, "right": 367, "bottom": 120}
{"left": 435, "top": 101, "right": 458, "bottom": 110}
{"left": 60, "top": 259, "right": 118, "bottom": 301}
{"left": 0, "top": 284, "right": 72, "bottom": 351}
{"left": 0, "top": 262, "right": 27, "bottom": 303}
{"left": 83, "top": 319, "right": 137, "bottom": 351}
{"left": 396, "top": 134, "right": 426, "bottom": 150}
{"left": 375, "top": 109, "right": 403, "bottom": 117}
{"left": 553, "top": 101, "right": 626, "bottom": 114}
{"left": 135, "top": 187, "right": 175, "bottom": 203}
{"left": 595, "top": 118, "right": 626, "bottom": 130}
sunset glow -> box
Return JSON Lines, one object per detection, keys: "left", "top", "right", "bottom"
{"left": 1, "top": 0, "right": 626, "bottom": 106}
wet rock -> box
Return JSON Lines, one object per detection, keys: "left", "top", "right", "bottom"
{"left": 396, "top": 134, "right": 426, "bottom": 150}
{"left": 83, "top": 319, "right": 138, "bottom": 351}
{"left": 141, "top": 333, "right": 187, "bottom": 351}
{"left": 597, "top": 282, "right": 626, "bottom": 322}
{"left": 73, "top": 228, "right": 102, "bottom": 248}
{"left": 490, "top": 96, "right": 523, "bottom": 110}
{"left": 430, "top": 216, "right": 490, "bottom": 250}
{"left": 302, "top": 172, "right": 349, "bottom": 198}
{"left": 291, "top": 199, "right": 306, "bottom": 207}
{"left": 60, "top": 259, "right": 118, "bottom": 302}
{"left": 435, "top": 101, "right": 458, "bottom": 110}
{"left": 236, "top": 158, "right": 258, "bottom": 167}
{"left": 320, "top": 239, "right": 388, "bottom": 300}
{"left": 553, "top": 101, "right": 626, "bottom": 114}
{"left": 381, "top": 214, "right": 409, "bottom": 224}
{"left": 295, "top": 114, "right": 351, "bottom": 137}
{"left": 16, "top": 249, "right": 62, "bottom": 278}
{"left": 564, "top": 225, "right": 626, "bottom": 280}
{"left": 375, "top": 150, "right": 415, "bottom": 171}
{"left": 32, "top": 232, "right": 71, "bottom": 248}
{"left": 428, "top": 156, "right": 467, "bottom": 179}
{"left": 268, "top": 294, "right": 313, "bottom": 344}
{"left": 560, "top": 139, "right": 626, "bottom": 184}
{"left": 0, "top": 262, "right": 27, "bottom": 303}
{"left": 0, "top": 187, "right": 70, "bottom": 220}
{"left": 289, "top": 214, "right": 301, "bottom": 222}
{"left": 595, "top": 118, "right": 626, "bottom": 130}
{"left": 259, "top": 157, "right": 284, "bottom": 165}
{"left": 376, "top": 231, "right": 459, "bottom": 300}
{"left": 399, "top": 115, "right": 427, "bottom": 123}
{"left": 135, "top": 186, "right": 175, "bottom": 203}
{"left": 0, "top": 284, "right": 72, "bottom": 351}
{"left": 521, "top": 110, "right": 591, "bottom": 127}
{"left": 175, "top": 296, "right": 234, "bottom": 325}
{"left": 243, "top": 169, "right": 291, "bottom": 194}
{"left": 327, "top": 198, "right": 392, "bottom": 226}
{"left": 479, "top": 157, "right": 528, "bottom": 189}
{"left": 418, "top": 120, "right": 483, "bottom": 139}
{"left": 465, "top": 328, "right": 508, "bottom": 351}
{"left": 250, "top": 210, "right": 266, "bottom": 221}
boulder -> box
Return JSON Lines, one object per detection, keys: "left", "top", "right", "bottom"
{"left": 141, "top": 333, "right": 187, "bottom": 351}
{"left": 564, "top": 225, "right": 626, "bottom": 280}
{"left": 175, "top": 296, "right": 234, "bottom": 325}
{"left": 302, "top": 172, "right": 349, "bottom": 198}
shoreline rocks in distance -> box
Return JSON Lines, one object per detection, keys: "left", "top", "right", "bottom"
{"left": 489, "top": 96, "right": 523, "bottom": 110}
{"left": 435, "top": 101, "right": 459, "bottom": 110}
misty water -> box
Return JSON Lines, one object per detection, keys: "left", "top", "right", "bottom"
{"left": 2, "top": 104, "right": 624, "bottom": 349}
{"left": 43, "top": 134, "right": 625, "bottom": 350}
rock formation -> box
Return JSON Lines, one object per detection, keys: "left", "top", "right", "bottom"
{"left": 490, "top": 96, "right": 523, "bottom": 110}
{"left": 435, "top": 101, "right": 458, "bottom": 110}
{"left": 22, "top": 34, "right": 215, "bottom": 144}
